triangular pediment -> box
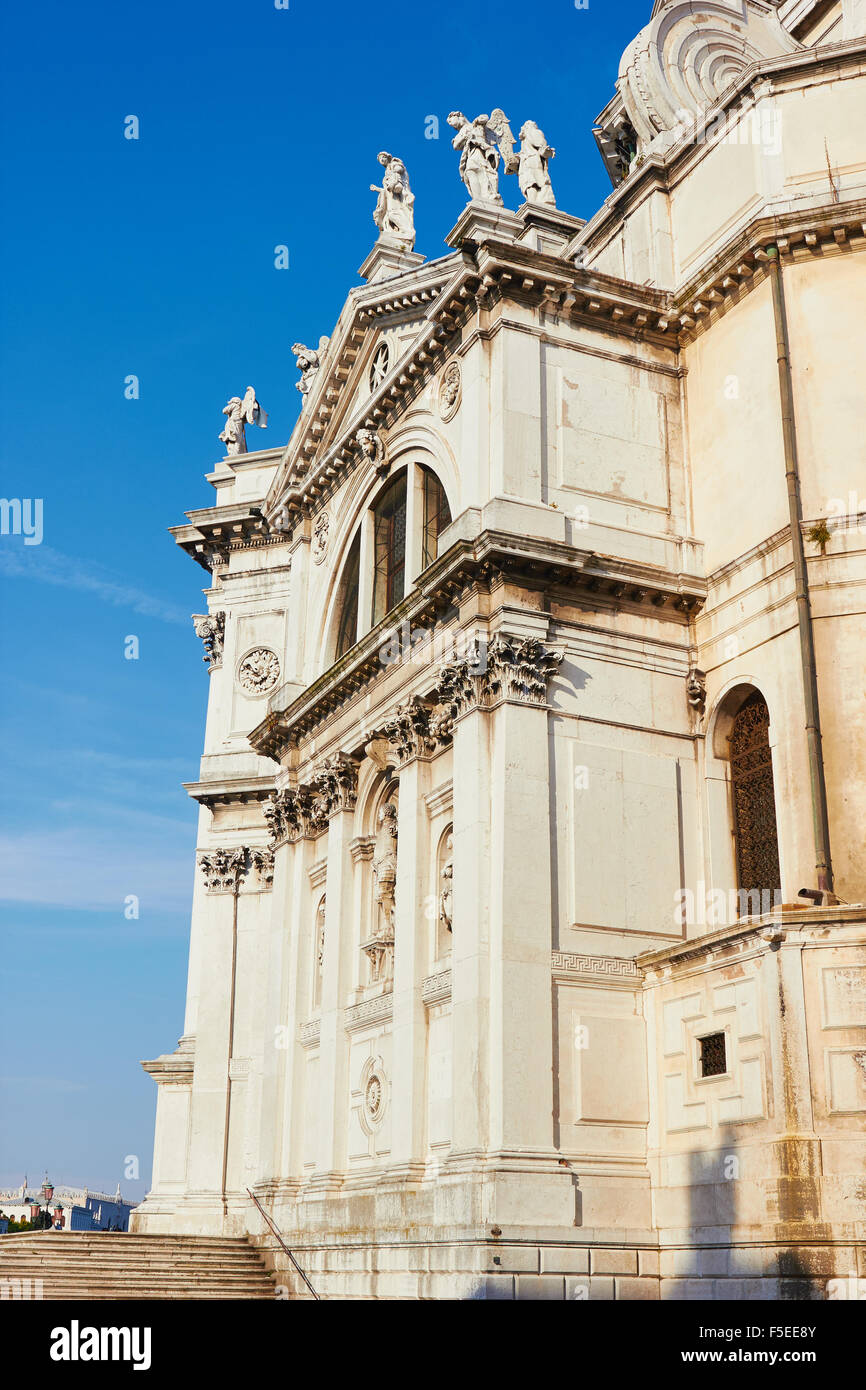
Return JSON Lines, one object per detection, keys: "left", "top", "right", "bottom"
{"left": 265, "top": 252, "right": 464, "bottom": 520}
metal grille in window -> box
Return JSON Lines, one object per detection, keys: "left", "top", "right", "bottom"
{"left": 729, "top": 692, "right": 781, "bottom": 904}
{"left": 700, "top": 1032, "right": 727, "bottom": 1078}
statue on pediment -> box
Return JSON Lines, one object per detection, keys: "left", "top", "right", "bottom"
{"left": 447, "top": 111, "right": 511, "bottom": 205}
{"left": 219, "top": 387, "right": 267, "bottom": 455}
{"left": 516, "top": 119, "right": 556, "bottom": 207}
{"left": 370, "top": 152, "right": 416, "bottom": 252}
{"left": 292, "top": 338, "right": 330, "bottom": 406}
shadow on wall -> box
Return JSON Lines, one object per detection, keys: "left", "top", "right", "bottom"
{"left": 679, "top": 1125, "right": 826, "bottom": 1300}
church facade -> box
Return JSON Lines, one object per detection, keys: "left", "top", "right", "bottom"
{"left": 134, "top": 0, "right": 866, "bottom": 1299}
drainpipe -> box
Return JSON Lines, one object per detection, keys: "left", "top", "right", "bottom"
{"left": 766, "top": 245, "right": 834, "bottom": 894}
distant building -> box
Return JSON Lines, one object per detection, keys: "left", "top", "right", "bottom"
{"left": 0, "top": 1179, "right": 137, "bottom": 1232}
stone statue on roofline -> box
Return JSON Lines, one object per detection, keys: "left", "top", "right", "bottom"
{"left": 447, "top": 108, "right": 557, "bottom": 208}
{"left": 447, "top": 111, "right": 511, "bottom": 204}
{"left": 292, "top": 338, "right": 330, "bottom": 406}
{"left": 370, "top": 152, "right": 416, "bottom": 252}
{"left": 219, "top": 386, "right": 267, "bottom": 455}
{"left": 516, "top": 119, "right": 556, "bottom": 207}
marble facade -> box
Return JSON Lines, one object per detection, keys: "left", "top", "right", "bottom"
{"left": 134, "top": 0, "right": 866, "bottom": 1299}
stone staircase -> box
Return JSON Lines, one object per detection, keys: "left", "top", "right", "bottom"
{"left": 0, "top": 1233, "right": 276, "bottom": 1300}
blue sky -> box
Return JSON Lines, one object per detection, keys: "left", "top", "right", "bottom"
{"left": 0, "top": 0, "right": 647, "bottom": 1199}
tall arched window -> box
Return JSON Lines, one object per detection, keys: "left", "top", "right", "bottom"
{"left": 335, "top": 533, "right": 360, "bottom": 659}
{"left": 421, "top": 467, "right": 452, "bottom": 570}
{"left": 729, "top": 691, "right": 781, "bottom": 900}
{"left": 372, "top": 471, "right": 407, "bottom": 625}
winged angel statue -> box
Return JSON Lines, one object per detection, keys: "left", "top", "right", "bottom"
{"left": 447, "top": 109, "right": 555, "bottom": 208}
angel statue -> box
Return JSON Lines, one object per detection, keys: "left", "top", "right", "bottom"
{"left": 370, "top": 152, "right": 416, "bottom": 252}
{"left": 292, "top": 338, "right": 330, "bottom": 405}
{"left": 516, "top": 119, "right": 556, "bottom": 207}
{"left": 219, "top": 386, "right": 267, "bottom": 455}
{"left": 447, "top": 110, "right": 516, "bottom": 205}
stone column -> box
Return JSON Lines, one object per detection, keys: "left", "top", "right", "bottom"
{"left": 312, "top": 756, "right": 359, "bottom": 1190}
{"left": 255, "top": 836, "right": 300, "bottom": 1193}
{"left": 185, "top": 850, "right": 246, "bottom": 1214}
{"left": 487, "top": 695, "right": 556, "bottom": 1153}
{"left": 448, "top": 701, "right": 492, "bottom": 1159}
{"left": 390, "top": 752, "right": 432, "bottom": 1177}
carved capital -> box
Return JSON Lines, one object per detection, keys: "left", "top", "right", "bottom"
{"left": 310, "top": 752, "right": 361, "bottom": 817}
{"left": 435, "top": 634, "right": 562, "bottom": 714}
{"left": 198, "top": 847, "right": 247, "bottom": 893}
{"left": 378, "top": 696, "right": 438, "bottom": 765}
{"left": 249, "top": 846, "right": 274, "bottom": 890}
{"left": 192, "top": 612, "right": 226, "bottom": 670}
{"left": 485, "top": 634, "right": 563, "bottom": 704}
{"left": 265, "top": 785, "right": 329, "bottom": 846}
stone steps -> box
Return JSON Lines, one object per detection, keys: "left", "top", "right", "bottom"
{"left": 0, "top": 1234, "right": 276, "bottom": 1300}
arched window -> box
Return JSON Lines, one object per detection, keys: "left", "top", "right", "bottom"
{"left": 729, "top": 691, "right": 781, "bottom": 901}
{"left": 312, "top": 896, "right": 326, "bottom": 1009}
{"left": 335, "top": 533, "right": 360, "bottom": 659}
{"left": 372, "top": 471, "right": 407, "bottom": 625}
{"left": 435, "top": 824, "right": 453, "bottom": 961}
{"left": 421, "top": 467, "right": 452, "bottom": 570}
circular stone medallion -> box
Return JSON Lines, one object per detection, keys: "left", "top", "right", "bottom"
{"left": 237, "top": 647, "right": 280, "bottom": 695}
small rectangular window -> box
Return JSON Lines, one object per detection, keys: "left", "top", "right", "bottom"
{"left": 699, "top": 1032, "right": 727, "bottom": 1078}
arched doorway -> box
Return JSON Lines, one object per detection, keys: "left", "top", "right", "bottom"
{"left": 729, "top": 691, "right": 781, "bottom": 899}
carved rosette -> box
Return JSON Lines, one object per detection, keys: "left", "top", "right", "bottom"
{"left": 192, "top": 612, "right": 226, "bottom": 670}
{"left": 237, "top": 647, "right": 280, "bottom": 696}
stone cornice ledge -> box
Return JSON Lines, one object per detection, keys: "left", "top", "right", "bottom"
{"left": 249, "top": 528, "right": 706, "bottom": 760}
{"left": 638, "top": 904, "right": 866, "bottom": 975}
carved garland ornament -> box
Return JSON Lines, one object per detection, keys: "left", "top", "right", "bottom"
{"left": 311, "top": 509, "right": 330, "bottom": 564}
{"left": 237, "top": 647, "right": 281, "bottom": 695}
{"left": 192, "top": 612, "right": 225, "bottom": 670}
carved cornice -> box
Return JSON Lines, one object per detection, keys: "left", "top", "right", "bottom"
{"left": 551, "top": 950, "right": 641, "bottom": 981}
{"left": 197, "top": 845, "right": 274, "bottom": 893}
{"left": 249, "top": 535, "right": 704, "bottom": 762}
{"left": 421, "top": 969, "right": 452, "bottom": 1006}
{"left": 344, "top": 992, "right": 394, "bottom": 1033}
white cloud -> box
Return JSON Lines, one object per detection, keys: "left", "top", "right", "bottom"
{"left": 0, "top": 545, "right": 189, "bottom": 625}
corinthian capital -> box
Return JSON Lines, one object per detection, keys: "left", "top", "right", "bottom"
{"left": 484, "top": 634, "right": 563, "bottom": 704}
{"left": 310, "top": 753, "right": 361, "bottom": 817}
{"left": 198, "top": 847, "right": 247, "bottom": 892}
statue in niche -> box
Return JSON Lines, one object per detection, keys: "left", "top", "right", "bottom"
{"left": 447, "top": 111, "right": 511, "bottom": 205}
{"left": 219, "top": 387, "right": 267, "bottom": 455}
{"left": 439, "top": 833, "right": 453, "bottom": 936}
{"left": 516, "top": 119, "right": 556, "bottom": 207}
{"left": 364, "top": 798, "right": 398, "bottom": 985}
{"left": 370, "top": 152, "right": 416, "bottom": 252}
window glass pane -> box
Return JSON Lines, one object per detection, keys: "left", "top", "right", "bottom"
{"left": 371, "top": 472, "right": 407, "bottom": 625}
{"left": 421, "top": 468, "right": 451, "bottom": 571}
{"left": 335, "top": 535, "right": 360, "bottom": 658}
